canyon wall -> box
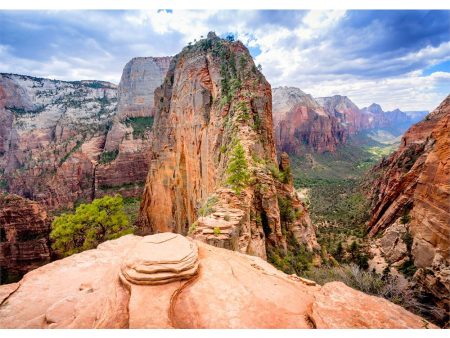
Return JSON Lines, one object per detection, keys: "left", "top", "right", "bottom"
{"left": 0, "top": 194, "right": 51, "bottom": 284}
{"left": 139, "top": 33, "right": 318, "bottom": 259}
{"left": 272, "top": 87, "right": 348, "bottom": 154}
{"left": 367, "top": 95, "right": 449, "bottom": 319}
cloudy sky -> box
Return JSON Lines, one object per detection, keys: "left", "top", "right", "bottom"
{"left": 0, "top": 10, "right": 449, "bottom": 111}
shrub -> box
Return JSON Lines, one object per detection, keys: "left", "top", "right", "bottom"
{"left": 213, "top": 227, "right": 221, "bottom": 236}
{"left": 124, "top": 116, "right": 154, "bottom": 138}
{"left": 99, "top": 149, "right": 119, "bottom": 164}
{"left": 226, "top": 142, "right": 251, "bottom": 194}
{"left": 50, "top": 195, "right": 133, "bottom": 257}
{"left": 199, "top": 196, "right": 218, "bottom": 216}
{"left": 400, "top": 213, "right": 411, "bottom": 224}
{"left": 188, "top": 221, "right": 198, "bottom": 235}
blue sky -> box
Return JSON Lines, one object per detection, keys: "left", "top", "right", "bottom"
{"left": 0, "top": 10, "right": 449, "bottom": 111}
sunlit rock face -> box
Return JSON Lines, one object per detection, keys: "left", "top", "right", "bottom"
{"left": 139, "top": 33, "right": 318, "bottom": 259}
{"left": 368, "top": 95, "right": 450, "bottom": 319}
{"left": 0, "top": 233, "right": 437, "bottom": 329}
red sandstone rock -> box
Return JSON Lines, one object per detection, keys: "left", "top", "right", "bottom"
{"left": 0, "top": 234, "right": 437, "bottom": 329}
{"left": 0, "top": 194, "right": 51, "bottom": 283}
{"left": 368, "top": 95, "right": 450, "bottom": 317}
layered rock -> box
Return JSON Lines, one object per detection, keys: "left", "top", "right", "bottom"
{"left": 0, "top": 234, "right": 436, "bottom": 328}
{"left": 0, "top": 58, "right": 169, "bottom": 209}
{"left": 272, "top": 87, "right": 348, "bottom": 154}
{"left": 317, "top": 95, "right": 371, "bottom": 134}
{"left": 0, "top": 194, "right": 51, "bottom": 284}
{"left": 0, "top": 73, "right": 117, "bottom": 208}
{"left": 139, "top": 33, "right": 318, "bottom": 259}
{"left": 367, "top": 95, "right": 450, "bottom": 320}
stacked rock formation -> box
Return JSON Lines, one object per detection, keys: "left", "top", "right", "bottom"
{"left": 367, "top": 95, "right": 450, "bottom": 324}
{"left": 139, "top": 32, "right": 319, "bottom": 259}
{"left": 0, "top": 194, "right": 51, "bottom": 283}
{"left": 0, "top": 234, "right": 437, "bottom": 329}
{"left": 120, "top": 233, "right": 199, "bottom": 285}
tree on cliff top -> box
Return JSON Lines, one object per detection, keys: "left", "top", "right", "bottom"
{"left": 50, "top": 195, "right": 133, "bottom": 257}
{"left": 226, "top": 142, "right": 251, "bottom": 194}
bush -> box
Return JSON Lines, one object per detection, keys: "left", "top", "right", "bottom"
{"left": 50, "top": 195, "right": 133, "bottom": 257}
{"left": 124, "top": 116, "right": 154, "bottom": 138}
{"left": 99, "top": 149, "right": 119, "bottom": 164}
{"left": 198, "top": 196, "right": 218, "bottom": 216}
{"left": 213, "top": 227, "right": 221, "bottom": 236}
{"left": 226, "top": 142, "right": 251, "bottom": 194}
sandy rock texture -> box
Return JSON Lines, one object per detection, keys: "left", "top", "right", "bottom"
{"left": 0, "top": 233, "right": 437, "bottom": 329}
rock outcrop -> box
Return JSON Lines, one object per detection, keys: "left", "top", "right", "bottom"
{"left": 367, "top": 95, "right": 450, "bottom": 321}
{"left": 139, "top": 33, "right": 318, "bottom": 259}
{"left": 272, "top": 87, "right": 348, "bottom": 154}
{"left": 0, "top": 234, "right": 437, "bottom": 328}
{"left": 0, "top": 194, "right": 51, "bottom": 284}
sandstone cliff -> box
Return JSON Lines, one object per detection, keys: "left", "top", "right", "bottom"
{"left": 0, "top": 59, "right": 169, "bottom": 209}
{"left": 0, "top": 233, "right": 437, "bottom": 328}
{"left": 0, "top": 194, "right": 51, "bottom": 284}
{"left": 317, "top": 95, "right": 371, "bottom": 134}
{"left": 367, "top": 95, "right": 449, "bottom": 321}
{"left": 272, "top": 87, "right": 348, "bottom": 154}
{"left": 139, "top": 33, "right": 318, "bottom": 259}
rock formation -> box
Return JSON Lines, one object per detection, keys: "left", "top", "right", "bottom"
{"left": 0, "top": 194, "right": 51, "bottom": 284}
{"left": 0, "top": 58, "right": 170, "bottom": 209}
{"left": 272, "top": 87, "right": 348, "bottom": 154}
{"left": 367, "top": 95, "right": 449, "bottom": 322}
{"left": 0, "top": 234, "right": 437, "bottom": 328}
{"left": 317, "top": 95, "right": 371, "bottom": 134}
{"left": 139, "top": 33, "right": 318, "bottom": 259}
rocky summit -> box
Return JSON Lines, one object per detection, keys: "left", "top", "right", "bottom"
{"left": 368, "top": 95, "right": 450, "bottom": 321}
{"left": 139, "top": 33, "right": 318, "bottom": 259}
{"left": 0, "top": 233, "right": 437, "bottom": 329}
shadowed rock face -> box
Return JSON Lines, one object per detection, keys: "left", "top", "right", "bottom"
{"left": 368, "top": 95, "right": 450, "bottom": 318}
{"left": 0, "top": 234, "right": 437, "bottom": 329}
{"left": 0, "top": 194, "right": 50, "bottom": 283}
{"left": 272, "top": 87, "right": 348, "bottom": 154}
{"left": 139, "top": 33, "right": 318, "bottom": 259}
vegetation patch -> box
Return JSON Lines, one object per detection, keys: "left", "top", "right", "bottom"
{"left": 99, "top": 149, "right": 119, "bottom": 164}
{"left": 125, "top": 116, "right": 154, "bottom": 138}
{"left": 199, "top": 196, "right": 218, "bottom": 217}
{"left": 226, "top": 142, "right": 251, "bottom": 194}
{"left": 50, "top": 195, "right": 134, "bottom": 257}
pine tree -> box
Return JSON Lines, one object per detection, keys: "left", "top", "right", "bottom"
{"left": 226, "top": 141, "right": 251, "bottom": 194}
{"left": 50, "top": 195, "right": 133, "bottom": 257}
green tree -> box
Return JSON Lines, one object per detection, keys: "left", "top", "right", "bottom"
{"left": 50, "top": 195, "right": 133, "bottom": 257}
{"left": 226, "top": 141, "right": 251, "bottom": 194}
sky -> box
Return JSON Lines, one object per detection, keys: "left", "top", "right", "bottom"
{"left": 0, "top": 10, "right": 449, "bottom": 111}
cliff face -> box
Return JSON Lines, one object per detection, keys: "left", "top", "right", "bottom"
{"left": 0, "top": 194, "right": 51, "bottom": 284}
{"left": 317, "top": 95, "right": 371, "bottom": 134}
{"left": 97, "top": 57, "right": 171, "bottom": 198}
{"left": 0, "top": 73, "right": 117, "bottom": 208}
{"left": 139, "top": 33, "right": 318, "bottom": 259}
{"left": 0, "top": 59, "right": 169, "bottom": 209}
{"left": 367, "top": 95, "right": 449, "bottom": 316}
{"left": 0, "top": 234, "right": 437, "bottom": 329}
{"left": 272, "top": 87, "right": 348, "bottom": 154}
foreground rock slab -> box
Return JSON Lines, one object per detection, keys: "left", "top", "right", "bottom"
{"left": 0, "top": 234, "right": 437, "bottom": 329}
